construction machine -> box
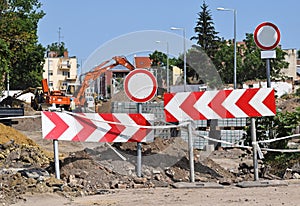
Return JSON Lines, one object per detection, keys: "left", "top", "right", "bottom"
{"left": 11, "top": 79, "right": 71, "bottom": 111}
{"left": 68, "top": 56, "right": 135, "bottom": 111}
{"left": 12, "top": 86, "right": 44, "bottom": 110}
{"left": 41, "top": 79, "right": 71, "bottom": 110}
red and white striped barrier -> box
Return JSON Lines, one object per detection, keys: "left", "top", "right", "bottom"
{"left": 164, "top": 88, "right": 276, "bottom": 122}
{"left": 41, "top": 112, "right": 154, "bottom": 142}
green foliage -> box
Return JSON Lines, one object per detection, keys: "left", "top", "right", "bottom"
{"left": 149, "top": 50, "right": 166, "bottom": 93}
{"left": 149, "top": 50, "right": 167, "bottom": 67}
{"left": 190, "top": 1, "right": 220, "bottom": 59}
{"left": 47, "top": 42, "right": 68, "bottom": 57}
{"left": 0, "top": 39, "right": 10, "bottom": 91}
{"left": 149, "top": 50, "right": 175, "bottom": 94}
{"left": 189, "top": 2, "right": 225, "bottom": 88}
{"left": 245, "top": 108, "right": 300, "bottom": 147}
{"left": 214, "top": 33, "right": 288, "bottom": 86}
{"left": 0, "top": 0, "right": 45, "bottom": 90}
{"left": 239, "top": 33, "right": 288, "bottom": 83}
{"left": 244, "top": 107, "right": 300, "bottom": 171}
{"left": 214, "top": 40, "right": 238, "bottom": 85}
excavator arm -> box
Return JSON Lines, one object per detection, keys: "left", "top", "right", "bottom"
{"left": 13, "top": 87, "right": 38, "bottom": 99}
{"left": 74, "top": 56, "right": 135, "bottom": 106}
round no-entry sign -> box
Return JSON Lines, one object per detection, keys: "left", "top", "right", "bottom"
{"left": 254, "top": 22, "right": 281, "bottom": 50}
{"left": 124, "top": 69, "right": 157, "bottom": 103}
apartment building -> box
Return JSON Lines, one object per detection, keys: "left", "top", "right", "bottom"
{"left": 42, "top": 51, "right": 77, "bottom": 92}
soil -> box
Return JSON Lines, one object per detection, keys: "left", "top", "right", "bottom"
{"left": 0, "top": 96, "right": 300, "bottom": 205}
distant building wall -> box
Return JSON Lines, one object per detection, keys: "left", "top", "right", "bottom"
{"left": 282, "top": 48, "right": 297, "bottom": 80}
{"left": 43, "top": 51, "right": 77, "bottom": 91}
{"left": 172, "top": 66, "right": 182, "bottom": 85}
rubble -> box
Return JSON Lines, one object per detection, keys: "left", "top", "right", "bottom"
{"left": 1, "top": 95, "right": 300, "bottom": 206}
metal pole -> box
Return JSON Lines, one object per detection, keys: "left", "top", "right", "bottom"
{"left": 217, "top": 8, "right": 237, "bottom": 89}
{"left": 156, "top": 40, "right": 170, "bottom": 92}
{"left": 170, "top": 27, "right": 186, "bottom": 91}
{"left": 137, "top": 102, "right": 142, "bottom": 177}
{"left": 251, "top": 118, "right": 259, "bottom": 181}
{"left": 47, "top": 51, "right": 50, "bottom": 88}
{"left": 7, "top": 72, "right": 9, "bottom": 97}
{"left": 188, "top": 122, "right": 195, "bottom": 182}
{"left": 233, "top": 9, "right": 237, "bottom": 89}
{"left": 53, "top": 140, "right": 60, "bottom": 179}
{"left": 166, "top": 42, "right": 170, "bottom": 93}
{"left": 266, "top": 58, "right": 271, "bottom": 88}
{"left": 183, "top": 29, "right": 187, "bottom": 92}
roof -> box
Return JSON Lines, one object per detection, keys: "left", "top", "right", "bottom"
{"left": 134, "top": 56, "right": 152, "bottom": 69}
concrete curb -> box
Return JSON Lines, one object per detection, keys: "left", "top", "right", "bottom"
{"left": 236, "top": 180, "right": 288, "bottom": 188}
{"left": 172, "top": 182, "right": 224, "bottom": 189}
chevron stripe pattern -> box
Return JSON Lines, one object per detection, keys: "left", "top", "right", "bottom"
{"left": 42, "top": 112, "right": 154, "bottom": 142}
{"left": 164, "top": 88, "right": 276, "bottom": 122}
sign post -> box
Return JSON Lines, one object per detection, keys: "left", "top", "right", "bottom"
{"left": 253, "top": 22, "right": 281, "bottom": 181}
{"left": 124, "top": 69, "right": 157, "bottom": 177}
{"left": 254, "top": 22, "right": 281, "bottom": 87}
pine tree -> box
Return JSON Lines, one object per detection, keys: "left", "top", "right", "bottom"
{"left": 191, "top": 1, "right": 220, "bottom": 59}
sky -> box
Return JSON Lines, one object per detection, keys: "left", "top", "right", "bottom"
{"left": 38, "top": 0, "right": 300, "bottom": 72}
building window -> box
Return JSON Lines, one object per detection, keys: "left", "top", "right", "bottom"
{"left": 48, "top": 60, "right": 53, "bottom": 70}
{"left": 49, "top": 70, "right": 53, "bottom": 76}
{"left": 63, "top": 71, "right": 70, "bottom": 78}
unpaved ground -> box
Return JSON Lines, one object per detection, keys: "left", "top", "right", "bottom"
{"left": 1, "top": 105, "right": 299, "bottom": 206}
{"left": 12, "top": 182, "right": 300, "bottom": 206}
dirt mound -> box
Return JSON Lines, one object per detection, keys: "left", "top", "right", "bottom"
{"left": 0, "top": 96, "right": 36, "bottom": 113}
{"left": 277, "top": 95, "right": 300, "bottom": 113}
{"left": 0, "top": 123, "right": 53, "bottom": 205}
{"left": 0, "top": 123, "right": 38, "bottom": 146}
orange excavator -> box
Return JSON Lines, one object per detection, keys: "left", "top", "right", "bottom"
{"left": 41, "top": 78, "right": 71, "bottom": 110}
{"left": 71, "top": 56, "right": 135, "bottom": 110}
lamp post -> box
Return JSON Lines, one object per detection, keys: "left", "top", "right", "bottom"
{"left": 47, "top": 50, "right": 51, "bottom": 88}
{"left": 156, "top": 40, "right": 169, "bottom": 92}
{"left": 171, "top": 27, "right": 186, "bottom": 91}
{"left": 7, "top": 72, "right": 9, "bottom": 97}
{"left": 217, "top": 7, "right": 237, "bottom": 89}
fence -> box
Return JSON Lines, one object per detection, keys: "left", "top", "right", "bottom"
{"left": 111, "top": 101, "right": 247, "bottom": 149}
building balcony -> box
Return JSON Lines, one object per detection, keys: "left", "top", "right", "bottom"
{"left": 59, "top": 64, "right": 71, "bottom": 70}
{"left": 58, "top": 59, "right": 71, "bottom": 70}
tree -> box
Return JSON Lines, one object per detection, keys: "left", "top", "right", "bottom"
{"left": 184, "top": 45, "right": 223, "bottom": 89}
{"left": 190, "top": 1, "right": 220, "bottom": 60}
{"left": 240, "top": 33, "right": 288, "bottom": 83}
{"left": 214, "top": 40, "right": 242, "bottom": 85}
{"left": 149, "top": 50, "right": 168, "bottom": 94}
{"left": 0, "top": 39, "right": 10, "bottom": 91}
{"left": 47, "top": 42, "right": 68, "bottom": 57}
{"left": 189, "top": 1, "right": 221, "bottom": 86}
{"left": 149, "top": 50, "right": 180, "bottom": 93}
{"left": 214, "top": 33, "right": 288, "bottom": 86}
{"left": 0, "top": 0, "right": 45, "bottom": 90}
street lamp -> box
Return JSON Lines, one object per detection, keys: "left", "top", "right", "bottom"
{"left": 47, "top": 50, "right": 51, "bottom": 88}
{"left": 217, "top": 7, "right": 237, "bottom": 89}
{"left": 170, "top": 27, "right": 186, "bottom": 91}
{"left": 156, "top": 40, "right": 169, "bottom": 92}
